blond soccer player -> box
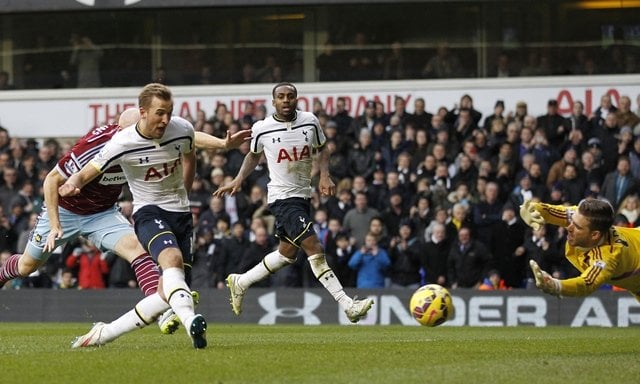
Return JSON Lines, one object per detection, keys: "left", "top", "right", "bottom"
{"left": 63, "top": 85, "right": 249, "bottom": 349}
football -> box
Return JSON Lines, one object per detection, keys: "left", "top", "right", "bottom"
{"left": 409, "top": 284, "right": 454, "bottom": 326}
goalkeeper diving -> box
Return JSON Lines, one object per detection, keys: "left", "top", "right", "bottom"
{"left": 520, "top": 198, "right": 640, "bottom": 300}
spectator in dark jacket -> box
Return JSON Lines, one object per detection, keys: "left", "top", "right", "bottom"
{"left": 491, "top": 205, "right": 527, "bottom": 288}
{"left": 537, "top": 99, "right": 569, "bottom": 148}
{"left": 348, "top": 128, "right": 377, "bottom": 181}
{"left": 448, "top": 226, "right": 492, "bottom": 288}
{"left": 472, "top": 181, "right": 503, "bottom": 248}
{"left": 387, "top": 221, "right": 421, "bottom": 289}
{"left": 419, "top": 222, "right": 451, "bottom": 286}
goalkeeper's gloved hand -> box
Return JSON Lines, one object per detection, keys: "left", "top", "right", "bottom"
{"left": 529, "top": 260, "right": 561, "bottom": 297}
{"left": 519, "top": 199, "right": 545, "bottom": 230}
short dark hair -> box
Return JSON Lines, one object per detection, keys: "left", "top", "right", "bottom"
{"left": 272, "top": 82, "right": 296, "bottom": 98}
{"left": 578, "top": 198, "right": 614, "bottom": 233}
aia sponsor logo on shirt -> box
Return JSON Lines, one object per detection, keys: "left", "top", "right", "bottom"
{"left": 276, "top": 145, "right": 310, "bottom": 163}
{"left": 144, "top": 158, "right": 182, "bottom": 181}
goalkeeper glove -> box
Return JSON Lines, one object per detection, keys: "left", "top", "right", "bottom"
{"left": 519, "top": 199, "right": 545, "bottom": 230}
{"left": 530, "top": 260, "right": 561, "bottom": 296}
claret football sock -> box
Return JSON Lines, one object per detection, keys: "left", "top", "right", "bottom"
{"left": 131, "top": 254, "right": 160, "bottom": 296}
{"left": 0, "top": 254, "right": 21, "bottom": 284}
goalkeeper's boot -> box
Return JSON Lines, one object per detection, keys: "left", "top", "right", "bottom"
{"left": 226, "top": 274, "right": 245, "bottom": 316}
{"left": 188, "top": 314, "right": 207, "bottom": 349}
{"left": 345, "top": 297, "right": 374, "bottom": 323}
{"left": 71, "top": 322, "right": 107, "bottom": 348}
{"left": 158, "top": 290, "right": 201, "bottom": 335}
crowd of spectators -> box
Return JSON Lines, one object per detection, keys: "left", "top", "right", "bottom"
{"left": 0, "top": 33, "right": 638, "bottom": 90}
{"left": 1, "top": 91, "right": 640, "bottom": 292}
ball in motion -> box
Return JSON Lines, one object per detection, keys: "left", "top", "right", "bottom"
{"left": 409, "top": 284, "right": 453, "bottom": 326}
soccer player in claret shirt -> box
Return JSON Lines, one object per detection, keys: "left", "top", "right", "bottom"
{"left": 0, "top": 109, "right": 160, "bottom": 301}
{"left": 213, "top": 82, "right": 374, "bottom": 322}
{"left": 0, "top": 107, "right": 246, "bottom": 290}
{"left": 521, "top": 198, "right": 640, "bottom": 300}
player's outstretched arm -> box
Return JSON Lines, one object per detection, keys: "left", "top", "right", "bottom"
{"left": 194, "top": 130, "right": 251, "bottom": 151}
{"left": 212, "top": 151, "right": 261, "bottom": 197}
{"left": 213, "top": 178, "right": 242, "bottom": 198}
{"left": 529, "top": 260, "right": 561, "bottom": 296}
{"left": 519, "top": 199, "right": 545, "bottom": 230}
{"left": 42, "top": 169, "right": 67, "bottom": 252}
{"left": 224, "top": 129, "right": 252, "bottom": 149}
{"left": 59, "top": 163, "right": 102, "bottom": 197}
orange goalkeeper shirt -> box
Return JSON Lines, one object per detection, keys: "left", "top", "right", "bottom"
{"left": 535, "top": 203, "right": 640, "bottom": 301}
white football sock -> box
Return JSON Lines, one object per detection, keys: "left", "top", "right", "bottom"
{"left": 102, "top": 293, "right": 169, "bottom": 342}
{"left": 308, "top": 253, "right": 352, "bottom": 310}
{"left": 162, "top": 267, "right": 196, "bottom": 327}
{"left": 238, "top": 250, "right": 294, "bottom": 290}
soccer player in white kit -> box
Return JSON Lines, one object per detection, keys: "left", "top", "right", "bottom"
{"left": 213, "top": 82, "right": 374, "bottom": 323}
{"left": 0, "top": 109, "right": 160, "bottom": 297}
{"left": 60, "top": 84, "right": 207, "bottom": 349}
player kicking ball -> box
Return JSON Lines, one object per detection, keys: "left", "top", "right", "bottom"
{"left": 213, "top": 82, "right": 373, "bottom": 323}
{"left": 520, "top": 197, "right": 640, "bottom": 300}
{"left": 62, "top": 84, "right": 235, "bottom": 348}
{"left": 67, "top": 103, "right": 249, "bottom": 348}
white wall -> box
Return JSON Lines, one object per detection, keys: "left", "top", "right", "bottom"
{"left": 0, "top": 74, "right": 638, "bottom": 138}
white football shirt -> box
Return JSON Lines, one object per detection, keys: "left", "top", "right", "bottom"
{"left": 251, "top": 111, "right": 326, "bottom": 203}
{"left": 90, "top": 116, "right": 195, "bottom": 213}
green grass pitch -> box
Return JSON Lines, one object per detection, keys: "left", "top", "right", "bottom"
{"left": 1, "top": 323, "right": 639, "bottom": 384}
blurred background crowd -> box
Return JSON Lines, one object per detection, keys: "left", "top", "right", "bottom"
{"left": 1, "top": 0, "right": 639, "bottom": 291}
{"left": 0, "top": 1, "right": 639, "bottom": 89}
{"left": 1, "top": 90, "right": 640, "bottom": 292}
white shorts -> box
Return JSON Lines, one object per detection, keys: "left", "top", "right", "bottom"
{"left": 26, "top": 205, "right": 134, "bottom": 261}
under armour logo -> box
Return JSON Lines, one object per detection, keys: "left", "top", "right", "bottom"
{"left": 272, "top": 137, "right": 281, "bottom": 143}
{"left": 258, "top": 292, "right": 321, "bottom": 325}
{"left": 154, "top": 219, "right": 165, "bottom": 229}
{"left": 164, "top": 240, "right": 174, "bottom": 245}
{"left": 139, "top": 157, "right": 149, "bottom": 164}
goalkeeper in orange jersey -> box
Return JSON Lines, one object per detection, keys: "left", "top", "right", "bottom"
{"left": 519, "top": 197, "right": 640, "bottom": 300}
